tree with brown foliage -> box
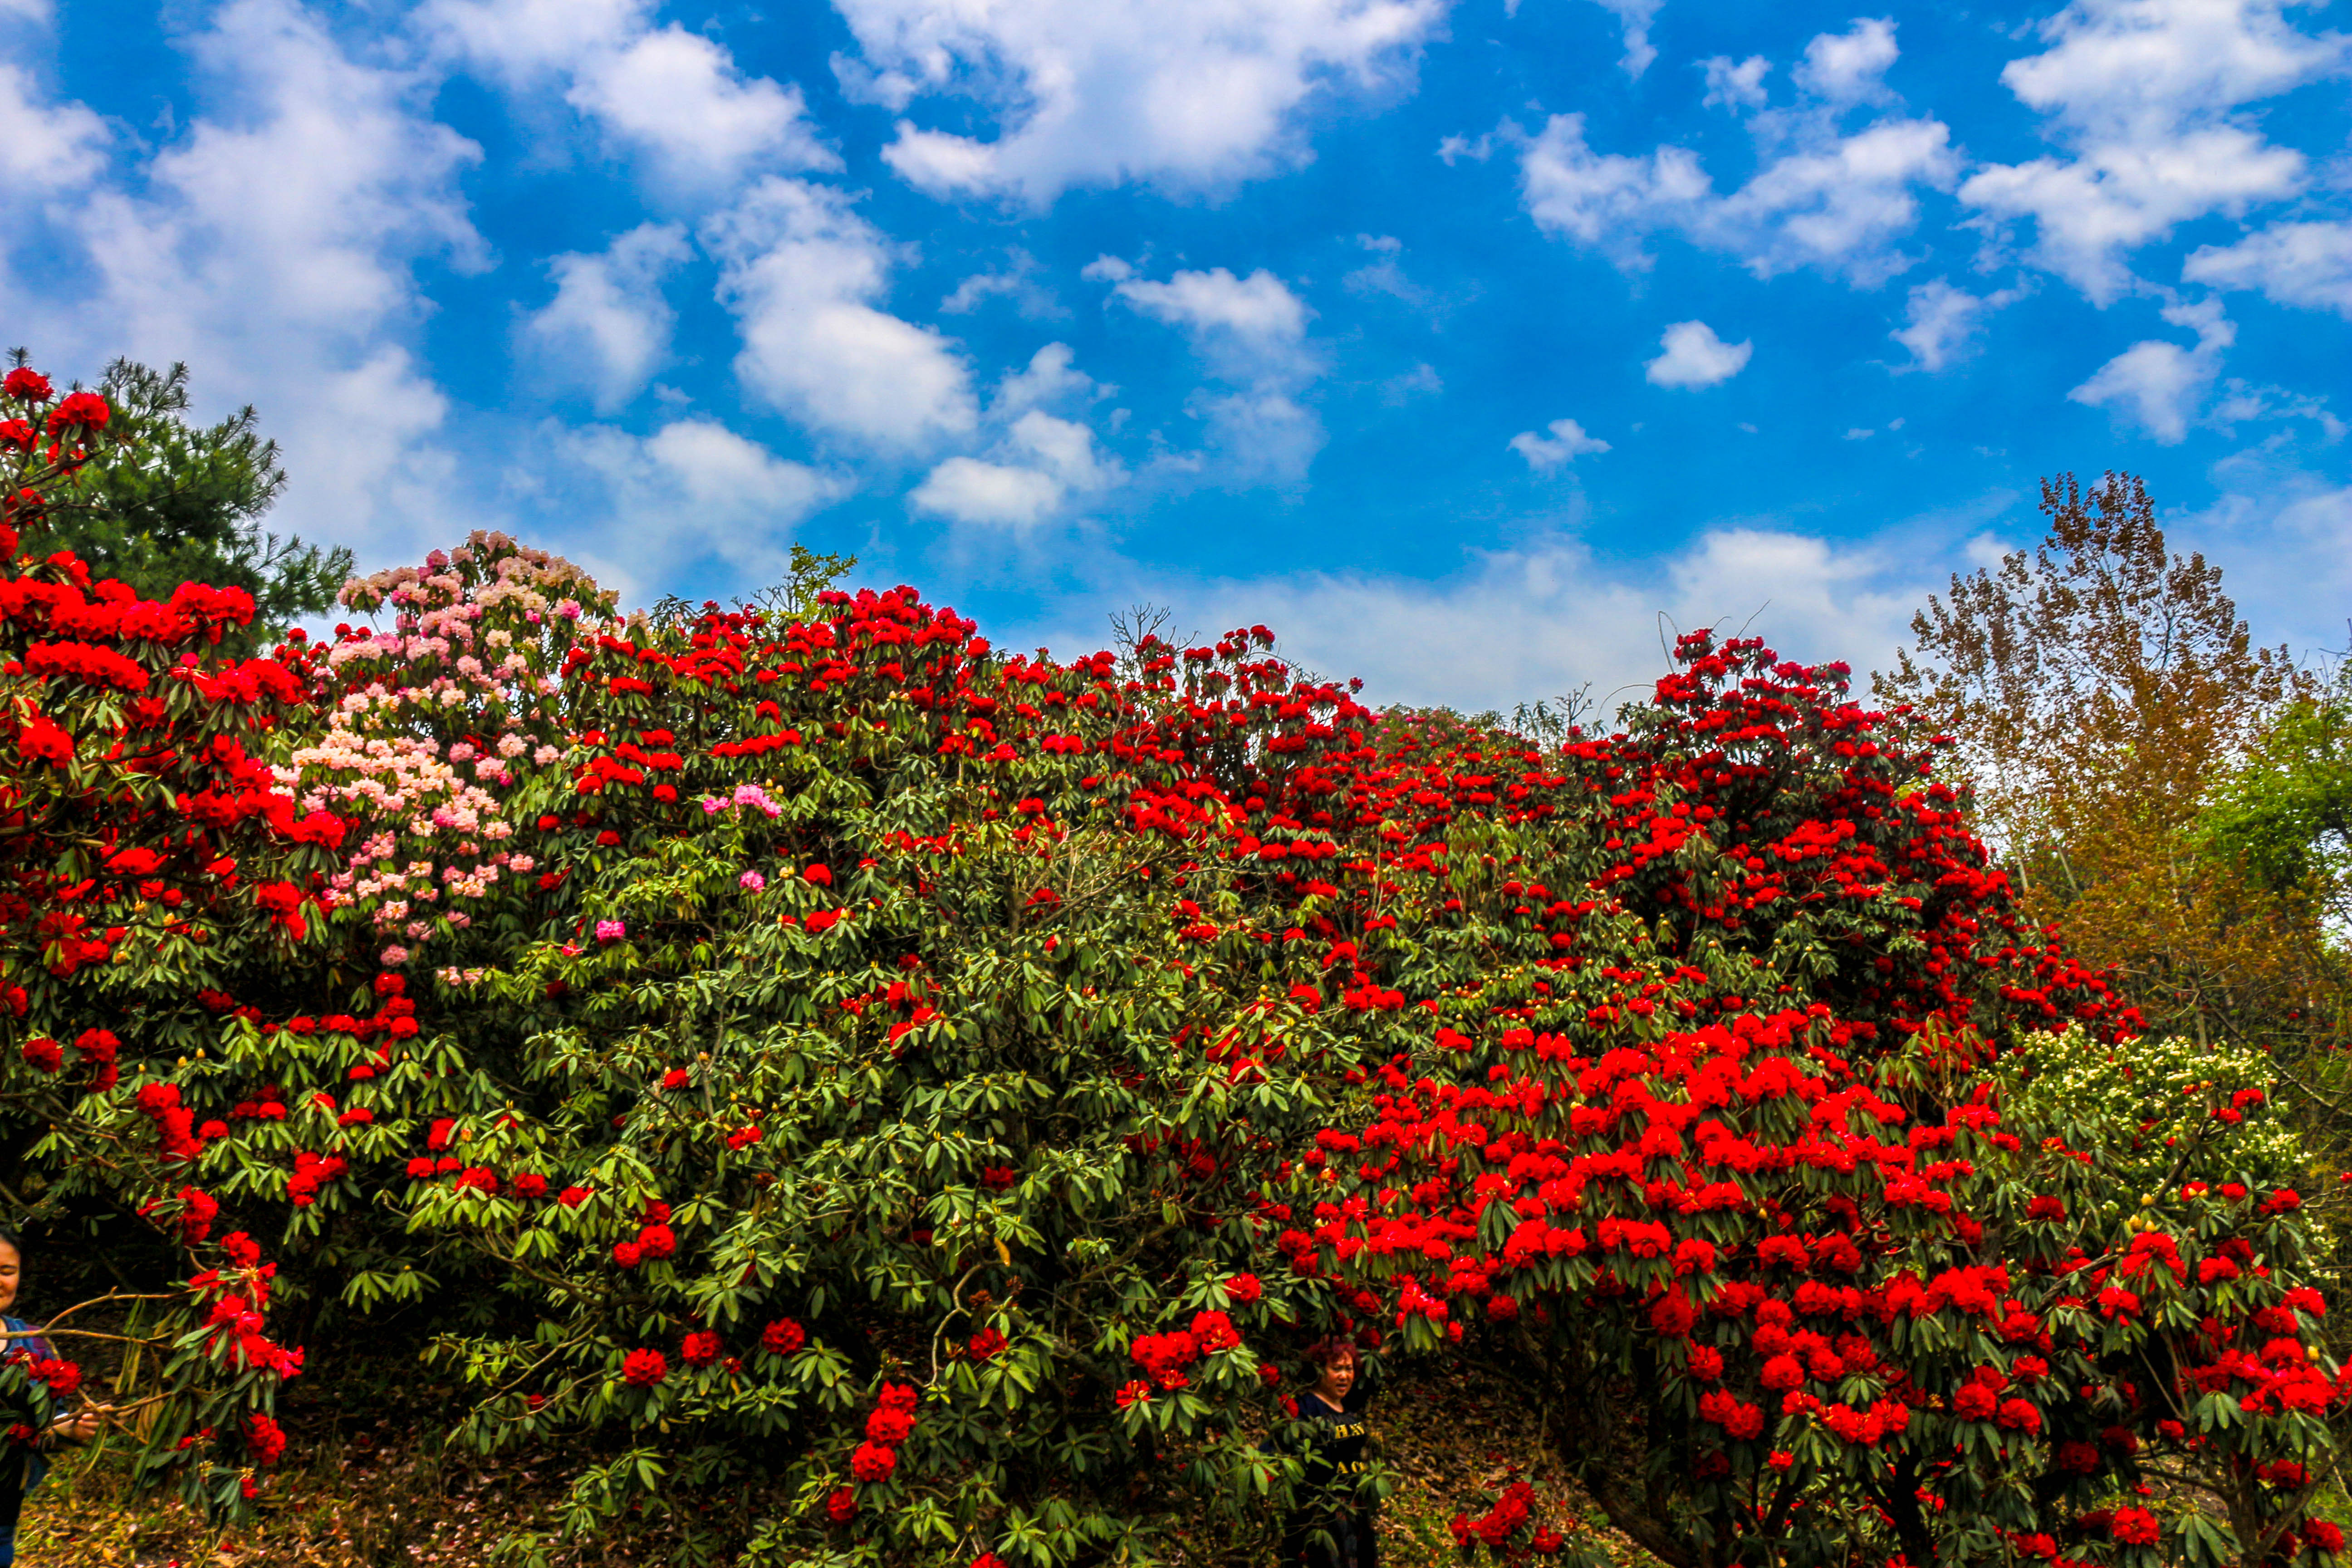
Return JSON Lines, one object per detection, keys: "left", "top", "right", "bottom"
{"left": 1875, "top": 471, "right": 2346, "bottom": 1065}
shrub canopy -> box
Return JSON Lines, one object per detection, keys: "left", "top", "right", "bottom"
{"left": 0, "top": 365, "right": 2344, "bottom": 1568}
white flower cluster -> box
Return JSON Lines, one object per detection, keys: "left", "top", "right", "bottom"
{"left": 2003, "top": 1026, "right": 2311, "bottom": 1195}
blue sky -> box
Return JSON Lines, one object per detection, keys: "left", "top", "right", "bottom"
{"left": 5, "top": 0, "right": 2347, "bottom": 708}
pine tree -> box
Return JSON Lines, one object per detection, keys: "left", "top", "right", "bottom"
{"left": 12, "top": 352, "right": 352, "bottom": 641}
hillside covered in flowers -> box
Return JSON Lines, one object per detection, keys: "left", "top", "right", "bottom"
{"left": 3, "top": 366, "right": 2346, "bottom": 1568}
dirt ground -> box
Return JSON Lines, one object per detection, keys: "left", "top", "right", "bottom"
{"left": 20, "top": 1357, "right": 1653, "bottom": 1568}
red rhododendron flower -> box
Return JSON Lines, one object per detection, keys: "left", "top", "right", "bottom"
{"left": 622, "top": 1349, "right": 667, "bottom": 1386}
{"left": 1191, "top": 1310, "right": 1240, "bottom": 1353}
{"left": 970, "top": 1328, "right": 1006, "bottom": 1359}
{"left": 2111, "top": 1508, "right": 2160, "bottom": 1545}
{"left": 681, "top": 1331, "right": 722, "bottom": 1367}
{"left": 15, "top": 711, "right": 71, "bottom": 765}
{"left": 49, "top": 391, "right": 108, "bottom": 430}
{"left": 866, "top": 1406, "right": 915, "bottom": 1444}
{"left": 850, "top": 1441, "right": 897, "bottom": 1482}
{"left": 245, "top": 1413, "right": 287, "bottom": 1466}
{"left": 763, "top": 1318, "right": 806, "bottom": 1355}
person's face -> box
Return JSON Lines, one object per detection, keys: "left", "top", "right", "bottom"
{"left": 1315, "top": 1353, "right": 1355, "bottom": 1399}
{"left": 0, "top": 1240, "right": 19, "bottom": 1314}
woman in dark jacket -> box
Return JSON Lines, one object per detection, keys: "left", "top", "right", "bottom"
{"left": 1279, "top": 1341, "right": 1377, "bottom": 1568}
{"left": 0, "top": 1229, "right": 106, "bottom": 1567}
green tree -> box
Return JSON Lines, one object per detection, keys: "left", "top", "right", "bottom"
{"left": 2203, "top": 657, "right": 2352, "bottom": 923}
{"left": 11, "top": 352, "right": 351, "bottom": 638}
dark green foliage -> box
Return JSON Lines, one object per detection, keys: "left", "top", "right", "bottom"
{"left": 11, "top": 352, "right": 351, "bottom": 640}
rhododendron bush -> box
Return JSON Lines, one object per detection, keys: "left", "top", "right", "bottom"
{"left": 0, "top": 365, "right": 335, "bottom": 1505}
{"left": 1, "top": 358, "right": 2345, "bottom": 1564}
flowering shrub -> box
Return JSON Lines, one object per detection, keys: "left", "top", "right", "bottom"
{"left": 0, "top": 365, "right": 336, "bottom": 1505}
{"left": 148, "top": 561, "right": 1378, "bottom": 1557}
{"left": 1276, "top": 639, "right": 2344, "bottom": 1566}
{"left": 1, "top": 397, "right": 2343, "bottom": 1565}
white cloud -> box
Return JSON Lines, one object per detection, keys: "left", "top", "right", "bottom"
{"left": 1961, "top": 130, "right": 2305, "bottom": 304}
{"left": 519, "top": 221, "right": 691, "bottom": 412}
{"left": 1792, "top": 16, "right": 1898, "bottom": 103}
{"left": 554, "top": 416, "right": 843, "bottom": 593}
{"left": 1343, "top": 235, "right": 1428, "bottom": 305}
{"left": 911, "top": 355, "right": 1121, "bottom": 533}
{"left": 1518, "top": 114, "right": 1709, "bottom": 266}
{"left": 702, "top": 176, "right": 978, "bottom": 450}
{"left": 1102, "top": 263, "right": 1325, "bottom": 485}
{"left": 832, "top": 0, "right": 1447, "bottom": 204}
{"left": 1381, "top": 362, "right": 1443, "bottom": 402}
{"left": 1709, "top": 116, "right": 1956, "bottom": 283}
{"left": 1700, "top": 54, "right": 1770, "bottom": 113}
{"left": 424, "top": 0, "right": 835, "bottom": 192}
{"left": 1113, "top": 265, "right": 1313, "bottom": 362}
{"left": 1049, "top": 528, "right": 1926, "bottom": 714}
{"left": 1509, "top": 417, "right": 1611, "bottom": 471}
{"left": 569, "top": 27, "right": 837, "bottom": 189}
{"left": 1114, "top": 266, "right": 1309, "bottom": 339}
{"left": 991, "top": 342, "right": 1102, "bottom": 416}
{"left": 1190, "top": 387, "right": 1326, "bottom": 486}
{"left": 2176, "top": 458, "right": 2352, "bottom": 659}
{"left": 911, "top": 456, "right": 1064, "bottom": 528}
{"left": 1999, "top": 0, "right": 2343, "bottom": 137}
{"left": 1890, "top": 278, "right": 2016, "bottom": 371}
{"left": 1645, "top": 320, "right": 1752, "bottom": 387}
{"left": 24, "top": 0, "right": 485, "bottom": 559}
{"left": 1516, "top": 22, "right": 1958, "bottom": 285}
{"left": 1436, "top": 130, "right": 1495, "bottom": 166}
{"left": 1960, "top": 0, "right": 2345, "bottom": 303}
{"left": 2207, "top": 378, "right": 2345, "bottom": 441}
{"left": 1583, "top": 0, "right": 1666, "bottom": 78}
{"left": 2073, "top": 346, "right": 2206, "bottom": 442}
{"left": 883, "top": 123, "right": 1001, "bottom": 195}
{"left": 418, "top": 0, "right": 644, "bottom": 78}
{"left": 1010, "top": 408, "right": 1115, "bottom": 490}
{"left": 2067, "top": 294, "right": 2235, "bottom": 442}
{"left": 941, "top": 250, "right": 1063, "bottom": 318}
{"left": 0, "top": 61, "right": 107, "bottom": 193}
{"left": 2183, "top": 220, "right": 2352, "bottom": 319}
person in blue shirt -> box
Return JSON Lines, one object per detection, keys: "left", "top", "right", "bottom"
{"left": 0, "top": 1229, "right": 108, "bottom": 1567}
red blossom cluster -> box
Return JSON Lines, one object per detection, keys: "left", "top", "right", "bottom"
{"left": 1, "top": 363, "right": 339, "bottom": 1509}
{"left": 845, "top": 1382, "right": 920, "bottom": 1490}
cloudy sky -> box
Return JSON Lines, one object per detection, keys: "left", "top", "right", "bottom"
{"left": 5, "top": 0, "right": 2347, "bottom": 708}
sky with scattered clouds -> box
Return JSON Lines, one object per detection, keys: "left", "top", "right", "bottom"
{"left": 5, "top": 0, "right": 2348, "bottom": 709}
